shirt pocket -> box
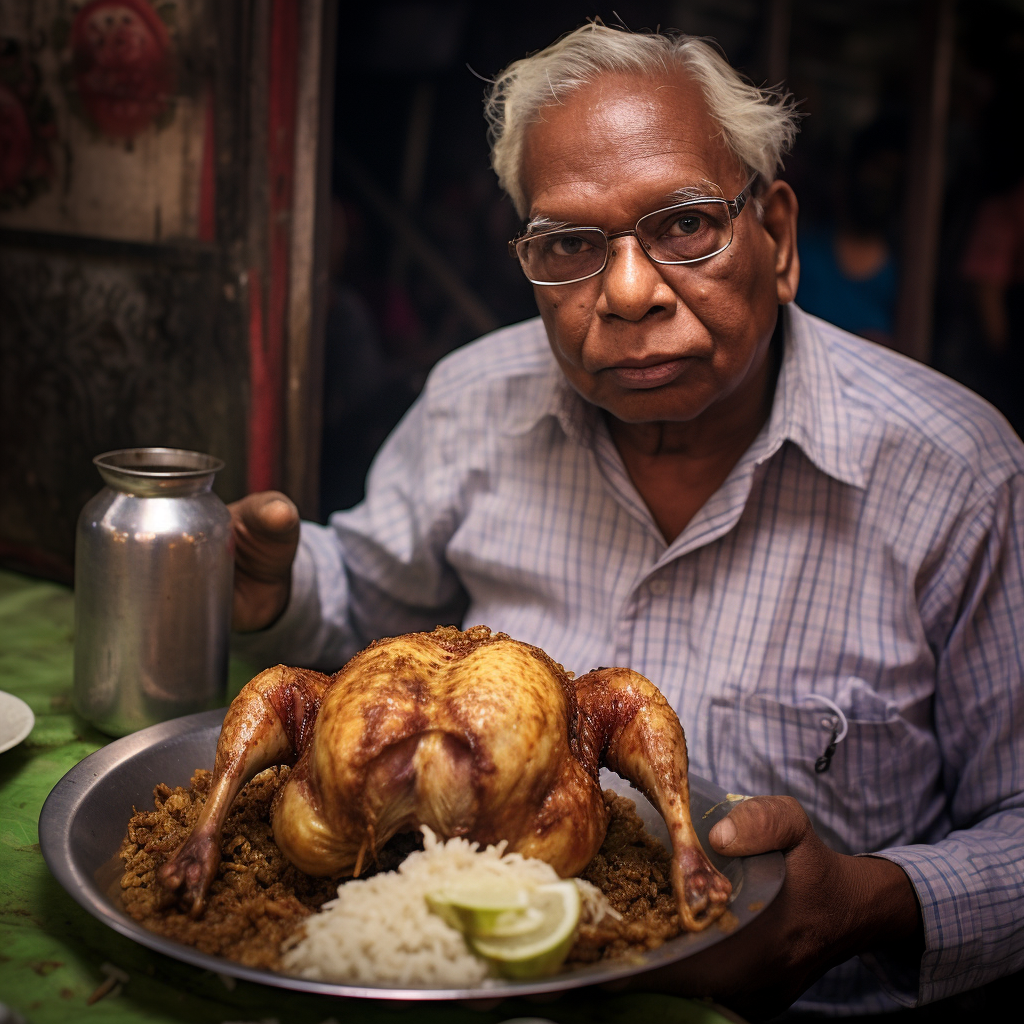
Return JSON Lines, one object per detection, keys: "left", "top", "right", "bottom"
{"left": 706, "top": 687, "right": 934, "bottom": 854}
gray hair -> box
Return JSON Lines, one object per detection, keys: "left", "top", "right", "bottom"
{"left": 485, "top": 23, "right": 801, "bottom": 217}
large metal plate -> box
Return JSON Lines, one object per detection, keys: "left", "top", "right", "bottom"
{"left": 39, "top": 709, "right": 784, "bottom": 1000}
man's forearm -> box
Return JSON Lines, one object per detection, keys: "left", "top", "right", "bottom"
{"left": 841, "top": 854, "right": 924, "bottom": 962}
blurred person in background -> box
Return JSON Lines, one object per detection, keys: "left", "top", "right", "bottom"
{"left": 796, "top": 117, "right": 903, "bottom": 346}
{"left": 959, "top": 175, "right": 1024, "bottom": 436}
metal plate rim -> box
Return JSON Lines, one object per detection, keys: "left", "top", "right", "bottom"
{"left": 39, "top": 708, "right": 784, "bottom": 1001}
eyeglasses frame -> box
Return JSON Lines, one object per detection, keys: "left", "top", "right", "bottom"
{"left": 508, "top": 172, "right": 760, "bottom": 286}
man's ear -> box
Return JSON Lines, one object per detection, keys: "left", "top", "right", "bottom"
{"left": 761, "top": 179, "right": 800, "bottom": 305}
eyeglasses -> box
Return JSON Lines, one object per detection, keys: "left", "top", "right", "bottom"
{"left": 509, "top": 174, "right": 759, "bottom": 286}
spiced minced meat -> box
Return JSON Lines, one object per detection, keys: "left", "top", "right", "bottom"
{"left": 567, "top": 789, "right": 684, "bottom": 962}
{"left": 119, "top": 772, "right": 684, "bottom": 972}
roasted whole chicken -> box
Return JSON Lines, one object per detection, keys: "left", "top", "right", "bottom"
{"left": 158, "top": 626, "right": 731, "bottom": 930}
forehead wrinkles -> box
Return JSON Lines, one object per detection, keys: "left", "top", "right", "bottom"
{"left": 520, "top": 71, "right": 736, "bottom": 213}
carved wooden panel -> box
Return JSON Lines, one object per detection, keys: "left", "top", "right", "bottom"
{"left": 0, "top": 0, "right": 332, "bottom": 578}
{"left": 0, "top": 232, "right": 247, "bottom": 579}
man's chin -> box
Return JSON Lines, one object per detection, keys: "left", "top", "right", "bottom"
{"left": 592, "top": 386, "right": 713, "bottom": 426}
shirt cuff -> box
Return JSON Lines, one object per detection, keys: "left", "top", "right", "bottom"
{"left": 867, "top": 843, "right": 989, "bottom": 1006}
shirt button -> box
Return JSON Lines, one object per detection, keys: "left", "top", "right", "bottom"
{"left": 649, "top": 578, "right": 669, "bottom": 596}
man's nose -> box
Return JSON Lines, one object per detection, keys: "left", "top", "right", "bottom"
{"left": 599, "top": 235, "right": 677, "bottom": 321}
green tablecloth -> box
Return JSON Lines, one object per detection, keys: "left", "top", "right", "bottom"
{"left": 0, "top": 569, "right": 731, "bottom": 1024}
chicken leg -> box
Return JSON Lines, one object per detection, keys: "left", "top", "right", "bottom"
{"left": 156, "top": 664, "right": 330, "bottom": 916}
{"left": 574, "top": 667, "right": 732, "bottom": 930}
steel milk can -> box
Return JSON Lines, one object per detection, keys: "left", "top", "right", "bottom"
{"left": 74, "top": 447, "right": 234, "bottom": 736}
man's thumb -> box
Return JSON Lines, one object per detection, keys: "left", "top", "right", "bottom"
{"left": 708, "top": 795, "right": 811, "bottom": 857}
{"left": 237, "top": 492, "right": 299, "bottom": 539}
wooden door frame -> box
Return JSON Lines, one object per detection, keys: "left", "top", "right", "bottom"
{"left": 285, "top": 0, "right": 336, "bottom": 519}
{"left": 239, "top": 0, "right": 335, "bottom": 518}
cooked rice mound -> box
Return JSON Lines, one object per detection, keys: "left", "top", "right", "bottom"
{"left": 283, "top": 828, "right": 579, "bottom": 987}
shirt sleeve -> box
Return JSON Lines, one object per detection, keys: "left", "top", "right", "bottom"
{"left": 869, "top": 470, "right": 1024, "bottom": 1005}
{"left": 231, "top": 389, "right": 471, "bottom": 672}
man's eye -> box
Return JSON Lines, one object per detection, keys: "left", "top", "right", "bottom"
{"left": 550, "top": 234, "right": 592, "bottom": 256}
{"left": 668, "top": 214, "right": 704, "bottom": 236}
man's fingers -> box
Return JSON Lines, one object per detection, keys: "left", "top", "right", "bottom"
{"left": 228, "top": 493, "right": 300, "bottom": 631}
{"left": 708, "top": 795, "right": 812, "bottom": 857}
{"left": 230, "top": 492, "right": 300, "bottom": 584}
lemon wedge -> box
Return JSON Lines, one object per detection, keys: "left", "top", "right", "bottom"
{"left": 425, "top": 879, "right": 531, "bottom": 936}
{"left": 468, "top": 881, "right": 581, "bottom": 979}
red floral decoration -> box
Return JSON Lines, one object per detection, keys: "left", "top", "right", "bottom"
{"left": 71, "top": 0, "right": 175, "bottom": 140}
{"left": 0, "top": 41, "right": 56, "bottom": 207}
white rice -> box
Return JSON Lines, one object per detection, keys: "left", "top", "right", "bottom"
{"left": 280, "top": 828, "right": 612, "bottom": 988}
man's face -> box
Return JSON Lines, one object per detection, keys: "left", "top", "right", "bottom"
{"left": 520, "top": 70, "right": 796, "bottom": 426}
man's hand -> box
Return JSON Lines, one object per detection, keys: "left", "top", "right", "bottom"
{"left": 640, "top": 796, "right": 923, "bottom": 1020}
{"left": 228, "top": 491, "right": 300, "bottom": 632}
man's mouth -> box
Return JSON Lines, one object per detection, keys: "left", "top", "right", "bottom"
{"left": 606, "top": 357, "right": 689, "bottom": 389}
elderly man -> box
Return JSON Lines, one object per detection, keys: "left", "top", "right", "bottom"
{"left": 231, "top": 24, "right": 1024, "bottom": 1019}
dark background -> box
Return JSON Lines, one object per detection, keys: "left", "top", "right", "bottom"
{"left": 3, "top": 0, "right": 1020, "bottom": 573}
{"left": 321, "top": 0, "right": 1024, "bottom": 518}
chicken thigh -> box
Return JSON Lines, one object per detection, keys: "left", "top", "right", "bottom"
{"left": 158, "top": 626, "right": 731, "bottom": 930}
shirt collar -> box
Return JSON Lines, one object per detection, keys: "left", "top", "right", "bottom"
{"left": 758, "top": 304, "right": 869, "bottom": 489}
{"left": 502, "top": 324, "right": 602, "bottom": 445}
{"left": 509, "top": 306, "right": 871, "bottom": 490}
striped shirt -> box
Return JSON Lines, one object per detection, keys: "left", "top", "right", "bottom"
{"left": 238, "top": 304, "right": 1024, "bottom": 1013}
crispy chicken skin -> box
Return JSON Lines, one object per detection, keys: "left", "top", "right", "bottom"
{"left": 158, "top": 626, "right": 731, "bottom": 930}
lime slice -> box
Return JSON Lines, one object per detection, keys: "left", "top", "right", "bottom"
{"left": 483, "top": 905, "right": 545, "bottom": 937}
{"left": 426, "top": 880, "right": 529, "bottom": 935}
{"left": 468, "top": 881, "right": 581, "bottom": 979}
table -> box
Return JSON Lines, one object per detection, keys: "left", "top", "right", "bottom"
{"left": 0, "top": 568, "right": 735, "bottom": 1024}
